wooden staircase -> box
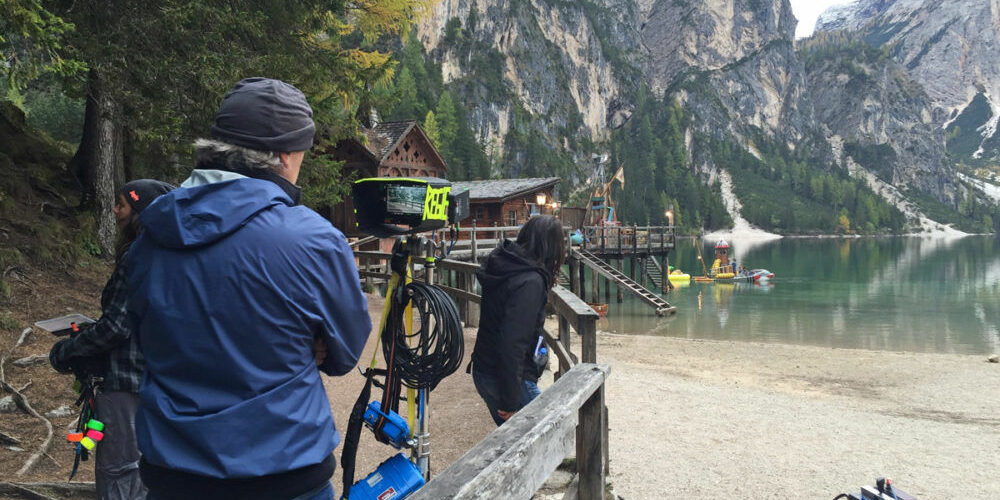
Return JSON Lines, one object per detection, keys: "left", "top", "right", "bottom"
{"left": 349, "top": 235, "right": 379, "bottom": 248}
{"left": 558, "top": 269, "right": 571, "bottom": 287}
{"left": 574, "top": 249, "right": 676, "bottom": 316}
{"left": 644, "top": 257, "right": 664, "bottom": 290}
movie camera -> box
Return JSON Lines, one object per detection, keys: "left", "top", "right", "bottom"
{"left": 341, "top": 177, "right": 468, "bottom": 500}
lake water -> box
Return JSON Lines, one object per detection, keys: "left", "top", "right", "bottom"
{"left": 594, "top": 235, "right": 1000, "bottom": 355}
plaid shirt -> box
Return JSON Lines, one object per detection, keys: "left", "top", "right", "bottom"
{"left": 60, "top": 254, "right": 143, "bottom": 393}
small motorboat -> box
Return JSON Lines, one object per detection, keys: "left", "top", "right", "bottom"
{"left": 749, "top": 269, "right": 774, "bottom": 282}
{"left": 714, "top": 272, "right": 753, "bottom": 283}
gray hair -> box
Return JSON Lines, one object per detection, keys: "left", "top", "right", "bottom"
{"left": 193, "top": 138, "right": 285, "bottom": 172}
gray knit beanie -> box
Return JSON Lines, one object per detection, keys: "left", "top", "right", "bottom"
{"left": 210, "top": 78, "right": 315, "bottom": 153}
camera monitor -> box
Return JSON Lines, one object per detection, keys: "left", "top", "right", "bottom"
{"left": 353, "top": 177, "right": 453, "bottom": 237}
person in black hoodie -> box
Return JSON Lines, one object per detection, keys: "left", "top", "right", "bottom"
{"left": 471, "top": 215, "right": 565, "bottom": 425}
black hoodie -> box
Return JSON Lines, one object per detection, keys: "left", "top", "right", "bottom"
{"left": 471, "top": 239, "right": 550, "bottom": 412}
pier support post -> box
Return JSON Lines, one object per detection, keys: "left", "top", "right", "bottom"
{"left": 590, "top": 267, "right": 599, "bottom": 304}
{"left": 639, "top": 257, "right": 647, "bottom": 287}
{"left": 662, "top": 253, "right": 671, "bottom": 293}
{"left": 616, "top": 259, "right": 624, "bottom": 303}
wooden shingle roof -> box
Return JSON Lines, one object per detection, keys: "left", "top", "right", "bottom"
{"left": 358, "top": 120, "right": 447, "bottom": 171}
{"left": 451, "top": 177, "right": 560, "bottom": 202}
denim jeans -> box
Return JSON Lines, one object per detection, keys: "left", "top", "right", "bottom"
{"left": 95, "top": 391, "right": 147, "bottom": 500}
{"left": 473, "top": 367, "right": 541, "bottom": 426}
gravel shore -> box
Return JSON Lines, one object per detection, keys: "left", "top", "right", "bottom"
{"left": 600, "top": 333, "right": 1000, "bottom": 499}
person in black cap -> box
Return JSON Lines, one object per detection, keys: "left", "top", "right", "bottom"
{"left": 50, "top": 179, "right": 174, "bottom": 500}
{"left": 124, "top": 78, "right": 370, "bottom": 500}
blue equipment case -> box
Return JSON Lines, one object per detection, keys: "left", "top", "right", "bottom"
{"left": 363, "top": 401, "right": 410, "bottom": 449}
{"left": 349, "top": 453, "right": 425, "bottom": 500}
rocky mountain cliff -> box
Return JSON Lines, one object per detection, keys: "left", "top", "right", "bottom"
{"left": 816, "top": 0, "right": 1000, "bottom": 169}
{"left": 409, "top": 0, "right": 999, "bottom": 232}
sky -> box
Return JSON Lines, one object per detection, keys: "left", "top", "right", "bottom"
{"left": 789, "top": 0, "right": 853, "bottom": 39}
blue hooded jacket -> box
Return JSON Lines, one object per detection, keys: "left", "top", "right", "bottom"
{"left": 126, "top": 171, "right": 371, "bottom": 478}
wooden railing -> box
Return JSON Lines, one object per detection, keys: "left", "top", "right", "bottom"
{"left": 581, "top": 224, "right": 675, "bottom": 255}
{"left": 432, "top": 223, "right": 523, "bottom": 262}
{"left": 408, "top": 363, "right": 610, "bottom": 500}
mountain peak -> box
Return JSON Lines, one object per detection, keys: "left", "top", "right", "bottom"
{"left": 815, "top": 0, "right": 895, "bottom": 33}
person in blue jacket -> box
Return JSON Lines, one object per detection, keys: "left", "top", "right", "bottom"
{"left": 125, "top": 78, "right": 371, "bottom": 500}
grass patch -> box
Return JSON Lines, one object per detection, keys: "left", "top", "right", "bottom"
{"left": 0, "top": 310, "right": 21, "bottom": 332}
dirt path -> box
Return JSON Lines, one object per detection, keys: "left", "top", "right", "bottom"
{"left": 598, "top": 333, "right": 1000, "bottom": 499}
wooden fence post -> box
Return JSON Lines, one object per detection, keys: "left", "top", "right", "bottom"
{"left": 465, "top": 270, "right": 479, "bottom": 327}
{"left": 569, "top": 257, "right": 580, "bottom": 297}
{"left": 471, "top": 220, "right": 478, "bottom": 263}
{"left": 577, "top": 381, "right": 607, "bottom": 500}
{"left": 579, "top": 317, "right": 596, "bottom": 364}
{"left": 456, "top": 271, "right": 468, "bottom": 323}
{"left": 557, "top": 315, "right": 571, "bottom": 381}
{"left": 363, "top": 255, "right": 372, "bottom": 291}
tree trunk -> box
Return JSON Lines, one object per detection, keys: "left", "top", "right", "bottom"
{"left": 70, "top": 68, "right": 125, "bottom": 257}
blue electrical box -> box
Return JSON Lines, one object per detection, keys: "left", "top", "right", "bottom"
{"left": 363, "top": 401, "right": 410, "bottom": 449}
{"left": 349, "top": 453, "right": 425, "bottom": 500}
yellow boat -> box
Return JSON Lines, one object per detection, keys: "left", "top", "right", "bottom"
{"left": 667, "top": 272, "right": 691, "bottom": 284}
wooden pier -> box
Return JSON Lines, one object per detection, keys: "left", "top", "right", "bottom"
{"left": 572, "top": 248, "right": 676, "bottom": 316}
{"left": 568, "top": 225, "right": 677, "bottom": 316}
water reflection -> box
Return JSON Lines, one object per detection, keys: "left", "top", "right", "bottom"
{"left": 595, "top": 235, "right": 1000, "bottom": 355}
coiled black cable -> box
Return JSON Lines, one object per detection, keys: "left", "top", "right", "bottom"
{"left": 382, "top": 280, "right": 464, "bottom": 392}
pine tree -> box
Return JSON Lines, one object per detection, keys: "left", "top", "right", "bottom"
{"left": 436, "top": 90, "right": 457, "bottom": 160}
{"left": 423, "top": 110, "right": 440, "bottom": 148}
{"left": 393, "top": 66, "right": 418, "bottom": 120}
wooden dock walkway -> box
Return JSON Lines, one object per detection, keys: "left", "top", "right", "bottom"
{"left": 573, "top": 249, "right": 676, "bottom": 316}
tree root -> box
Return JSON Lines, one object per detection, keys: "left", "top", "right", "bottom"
{"left": 0, "top": 378, "right": 55, "bottom": 476}
{"left": 15, "top": 327, "right": 32, "bottom": 349}
{"left": 0, "top": 482, "right": 59, "bottom": 500}
{"left": 0, "top": 429, "right": 20, "bottom": 445}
